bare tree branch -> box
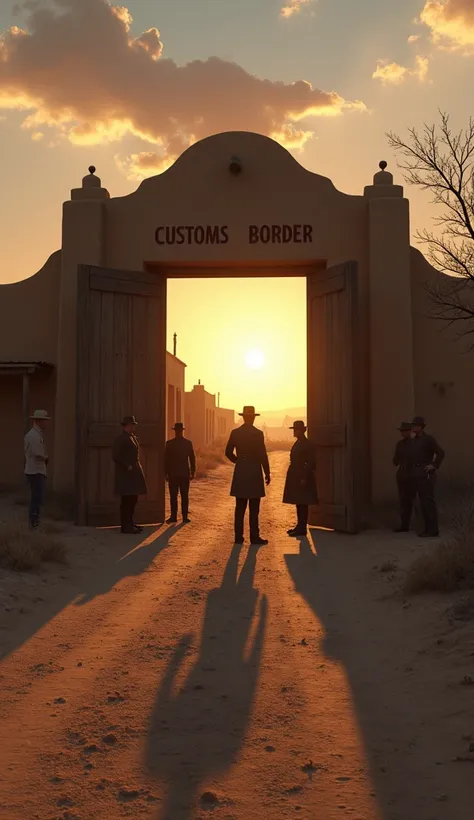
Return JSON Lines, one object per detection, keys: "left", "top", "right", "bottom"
{"left": 388, "top": 112, "right": 474, "bottom": 340}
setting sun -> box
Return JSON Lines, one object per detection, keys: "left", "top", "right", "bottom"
{"left": 245, "top": 348, "right": 266, "bottom": 370}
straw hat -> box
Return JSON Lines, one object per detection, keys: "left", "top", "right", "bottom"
{"left": 30, "top": 409, "right": 50, "bottom": 420}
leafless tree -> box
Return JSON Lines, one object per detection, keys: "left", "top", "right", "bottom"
{"left": 387, "top": 112, "right": 474, "bottom": 339}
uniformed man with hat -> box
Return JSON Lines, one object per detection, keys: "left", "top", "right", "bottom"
{"left": 410, "top": 416, "right": 445, "bottom": 537}
{"left": 225, "top": 406, "right": 270, "bottom": 545}
{"left": 393, "top": 421, "right": 416, "bottom": 532}
{"left": 164, "top": 421, "right": 196, "bottom": 524}
{"left": 112, "top": 415, "right": 147, "bottom": 534}
{"left": 283, "top": 420, "right": 318, "bottom": 537}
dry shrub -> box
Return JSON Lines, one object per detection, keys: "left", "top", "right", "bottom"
{"left": 195, "top": 441, "right": 227, "bottom": 479}
{"left": 0, "top": 523, "right": 67, "bottom": 571}
{"left": 404, "top": 494, "right": 474, "bottom": 595}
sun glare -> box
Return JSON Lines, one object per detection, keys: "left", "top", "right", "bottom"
{"left": 245, "top": 348, "right": 266, "bottom": 370}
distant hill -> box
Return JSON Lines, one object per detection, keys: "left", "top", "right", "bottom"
{"left": 258, "top": 407, "right": 307, "bottom": 426}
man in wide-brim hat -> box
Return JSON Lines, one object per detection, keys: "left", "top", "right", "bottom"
{"left": 164, "top": 421, "right": 196, "bottom": 524}
{"left": 283, "top": 420, "right": 318, "bottom": 537}
{"left": 225, "top": 406, "right": 270, "bottom": 545}
{"left": 112, "top": 415, "right": 147, "bottom": 534}
{"left": 409, "top": 415, "right": 445, "bottom": 537}
{"left": 24, "top": 409, "right": 51, "bottom": 529}
{"left": 392, "top": 422, "right": 416, "bottom": 532}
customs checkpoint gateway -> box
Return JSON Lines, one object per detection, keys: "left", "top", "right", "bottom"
{"left": 1, "top": 130, "right": 472, "bottom": 531}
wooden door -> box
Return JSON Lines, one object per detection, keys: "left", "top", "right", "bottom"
{"left": 307, "top": 261, "right": 361, "bottom": 533}
{"left": 76, "top": 265, "right": 166, "bottom": 526}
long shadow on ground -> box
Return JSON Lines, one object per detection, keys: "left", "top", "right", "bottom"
{"left": 0, "top": 524, "right": 178, "bottom": 660}
{"left": 145, "top": 543, "right": 267, "bottom": 820}
{"left": 284, "top": 531, "right": 472, "bottom": 820}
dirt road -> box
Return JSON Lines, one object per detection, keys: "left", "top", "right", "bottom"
{"left": 1, "top": 452, "right": 473, "bottom": 820}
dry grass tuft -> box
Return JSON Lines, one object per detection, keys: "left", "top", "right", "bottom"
{"left": 404, "top": 493, "right": 474, "bottom": 595}
{"left": 0, "top": 523, "right": 67, "bottom": 572}
{"left": 195, "top": 441, "right": 227, "bottom": 479}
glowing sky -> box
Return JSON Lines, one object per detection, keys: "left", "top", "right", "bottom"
{"left": 0, "top": 0, "right": 472, "bottom": 409}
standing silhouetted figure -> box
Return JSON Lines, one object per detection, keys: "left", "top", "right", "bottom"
{"left": 410, "top": 416, "right": 445, "bottom": 537}
{"left": 164, "top": 422, "right": 196, "bottom": 524}
{"left": 393, "top": 421, "right": 416, "bottom": 532}
{"left": 112, "top": 415, "right": 147, "bottom": 534}
{"left": 225, "top": 405, "right": 270, "bottom": 546}
{"left": 283, "top": 420, "right": 318, "bottom": 537}
{"left": 24, "top": 409, "right": 51, "bottom": 529}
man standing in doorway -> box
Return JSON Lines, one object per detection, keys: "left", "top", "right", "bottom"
{"left": 164, "top": 422, "right": 196, "bottom": 524}
{"left": 283, "top": 420, "right": 318, "bottom": 537}
{"left": 112, "top": 416, "right": 147, "bottom": 534}
{"left": 410, "top": 416, "right": 445, "bottom": 537}
{"left": 393, "top": 422, "right": 416, "bottom": 532}
{"left": 24, "top": 409, "right": 50, "bottom": 529}
{"left": 225, "top": 406, "right": 270, "bottom": 546}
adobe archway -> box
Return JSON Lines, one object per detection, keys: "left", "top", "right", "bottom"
{"left": 52, "top": 131, "right": 415, "bottom": 528}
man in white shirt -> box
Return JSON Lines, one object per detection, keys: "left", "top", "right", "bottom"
{"left": 24, "top": 409, "right": 50, "bottom": 529}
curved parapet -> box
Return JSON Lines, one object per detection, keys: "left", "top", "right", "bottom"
{"left": 0, "top": 250, "right": 61, "bottom": 364}
{"left": 104, "top": 130, "right": 365, "bottom": 271}
{"left": 136, "top": 131, "right": 340, "bottom": 196}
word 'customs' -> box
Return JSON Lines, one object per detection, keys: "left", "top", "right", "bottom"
{"left": 154, "top": 224, "right": 313, "bottom": 246}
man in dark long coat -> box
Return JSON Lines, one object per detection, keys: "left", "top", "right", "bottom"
{"left": 225, "top": 406, "right": 270, "bottom": 546}
{"left": 112, "top": 415, "right": 147, "bottom": 534}
{"left": 393, "top": 421, "right": 416, "bottom": 532}
{"left": 283, "top": 420, "right": 318, "bottom": 537}
{"left": 164, "top": 422, "right": 196, "bottom": 524}
{"left": 410, "top": 415, "right": 445, "bottom": 537}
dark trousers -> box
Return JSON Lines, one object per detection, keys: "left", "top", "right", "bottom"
{"left": 396, "top": 473, "right": 416, "bottom": 528}
{"left": 120, "top": 495, "right": 138, "bottom": 532}
{"left": 27, "top": 473, "right": 46, "bottom": 528}
{"left": 414, "top": 473, "right": 439, "bottom": 534}
{"left": 169, "top": 476, "right": 190, "bottom": 519}
{"left": 296, "top": 504, "right": 309, "bottom": 532}
{"left": 234, "top": 497, "right": 261, "bottom": 542}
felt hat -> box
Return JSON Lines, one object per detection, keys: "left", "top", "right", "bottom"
{"left": 121, "top": 415, "right": 138, "bottom": 426}
{"left": 398, "top": 422, "right": 412, "bottom": 431}
{"left": 289, "top": 420, "right": 307, "bottom": 431}
{"left": 172, "top": 422, "right": 185, "bottom": 430}
{"left": 239, "top": 405, "right": 260, "bottom": 417}
{"left": 411, "top": 416, "right": 426, "bottom": 427}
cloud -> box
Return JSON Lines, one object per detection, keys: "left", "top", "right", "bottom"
{"left": 408, "top": 33, "right": 422, "bottom": 42}
{"left": 115, "top": 151, "right": 171, "bottom": 181}
{"left": 0, "top": 0, "right": 364, "bottom": 178}
{"left": 280, "top": 0, "right": 316, "bottom": 18}
{"left": 420, "top": 0, "right": 474, "bottom": 50}
{"left": 372, "top": 55, "right": 429, "bottom": 83}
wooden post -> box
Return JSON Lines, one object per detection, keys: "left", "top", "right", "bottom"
{"left": 22, "top": 372, "right": 30, "bottom": 435}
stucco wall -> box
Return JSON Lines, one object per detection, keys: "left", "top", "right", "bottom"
{"left": 185, "top": 384, "right": 217, "bottom": 449}
{"left": 0, "top": 373, "right": 56, "bottom": 489}
{"left": 411, "top": 248, "right": 474, "bottom": 486}
{"left": 0, "top": 252, "right": 60, "bottom": 489}
{"left": 165, "top": 351, "right": 186, "bottom": 433}
{"left": 0, "top": 250, "right": 61, "bottom": 363}
{"left": 216, "top": 407, "right": 235, "bottom": 439}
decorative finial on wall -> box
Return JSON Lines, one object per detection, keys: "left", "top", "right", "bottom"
{"left": 379, "top": 160, "right": 388, "bottom": 171}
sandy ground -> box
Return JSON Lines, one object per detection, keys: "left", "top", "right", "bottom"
{"left": 1, "top": 451, "right": 474, "bottom": 820}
